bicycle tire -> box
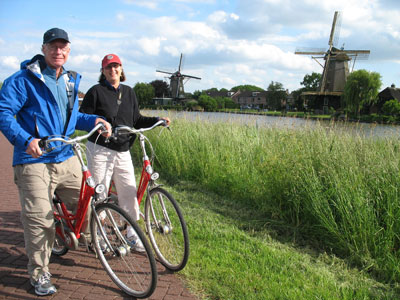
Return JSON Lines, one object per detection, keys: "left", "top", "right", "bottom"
{"left": 91, "top": 202, "right": 157, "bottom": 298}
{"left": 145, "top": 187, "right": 189, "bottom": 271}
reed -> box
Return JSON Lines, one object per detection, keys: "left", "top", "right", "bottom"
{"left": 131, "top": 115, "right": 400, "bottom": 282}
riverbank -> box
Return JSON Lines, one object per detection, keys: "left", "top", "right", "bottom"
{"left": 131, "top": 117, "right": 400, "bottom": 299}
{"left": 145, "top": 106, "right": 400, "bottom": 125}
{"left": 218, "top": 108, "right": 400, "bottom": 125}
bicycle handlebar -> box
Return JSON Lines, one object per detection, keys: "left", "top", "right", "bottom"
{"left": 39, "top": 122, "right": 108, "bottom": 152}
{"left": 112, "top": 119, "right": 168, "bottom": 138}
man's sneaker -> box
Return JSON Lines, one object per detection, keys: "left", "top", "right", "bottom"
{"left": 30, "top": 272, "right": 57, "bottom": 296}
{"left": 126, "top": 226, "right": 146, "bottom": 253}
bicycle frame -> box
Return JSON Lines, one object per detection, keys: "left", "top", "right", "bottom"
{"left": 53, "top": 143, "right": 96, "bottom": 248}
{"left": 40, "top": 123, "right": 106, "bottom": 250}
{"left": 137, "top": 134, "right": 157, "bottom": 206}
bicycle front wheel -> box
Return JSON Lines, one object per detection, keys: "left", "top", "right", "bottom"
{"left": 145, "top": 187, "right": 189, "bottom": 271}
{"left": 91, "top": 202, "right": 157, "bottom": 299}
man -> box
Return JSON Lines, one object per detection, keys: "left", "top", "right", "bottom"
{"left": 0, "top": 28, "right": 111, "bottom": 296}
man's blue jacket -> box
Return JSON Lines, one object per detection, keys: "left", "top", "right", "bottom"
{"left": 0, "top": 54, "right": 98, "bottom": 166}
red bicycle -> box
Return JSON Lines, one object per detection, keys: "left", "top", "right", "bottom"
{"left": 39, "top": 123, "right": 157, "bottom": 298}
{"left": 109, "top": 120, "right": 189, "bottom": 271}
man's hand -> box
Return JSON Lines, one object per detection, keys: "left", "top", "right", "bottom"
{"left": 95, "top": 118, "right": 112, "bottom": 137}
{"left": 26, "top": 138, "right": 43, "bottom": 158}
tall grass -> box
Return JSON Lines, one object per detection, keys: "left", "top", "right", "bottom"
{"left": 132, "top": 115, "right": 400, "bottom": 282}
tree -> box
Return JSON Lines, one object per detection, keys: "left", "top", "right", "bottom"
{"left": 301, "top": 72, "right": 322, "bottom": 91}
{"left": 0, "top": 81, "right": 3, "bottom": 90}
{"left": 224, "top": 97, "right": 237, "bottom": 109}
{"left": 150, "top": 80, "right": 169, "bottom": 98}
{"left": 192, "top": 90, "right": 202, "bottom": 100}
{"left": 198, "top": 94, "right": 217, "bottom": 111}
{"left": 133, "top": 82, "right": 155, "bottom": 106}
{"left": 343, "top": 70, "right": 382, "bottom": 117}
{"left": 382, "top": 99, "right": 400, "bottom": 116}
{"left": 231, "top": 85, "right": 264, "bottom": 92}
{"left": 267, "top": 81, "right": 287, "bottom": 111}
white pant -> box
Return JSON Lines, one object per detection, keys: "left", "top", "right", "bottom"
{"left": 86, "top": 141, "right": 139, "bottom": 220}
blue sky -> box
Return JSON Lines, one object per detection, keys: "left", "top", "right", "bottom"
{"left": 1, "top": 0, "right": 400, "bottom": 94}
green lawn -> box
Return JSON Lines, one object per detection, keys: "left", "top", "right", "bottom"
{"left": 163, "top": 181, "right": 399, "bottom": 300}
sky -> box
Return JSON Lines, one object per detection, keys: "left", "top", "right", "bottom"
{"left": 1, "top": 0, "right": 400, "bottom": 94}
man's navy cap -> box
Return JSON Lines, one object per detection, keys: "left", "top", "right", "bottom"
{"left": 43, "top": 28, "right": 70, "bottom": 44}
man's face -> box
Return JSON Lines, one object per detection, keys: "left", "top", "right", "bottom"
{"left": 42, "top": 39, "right": 70, "bottom": 70}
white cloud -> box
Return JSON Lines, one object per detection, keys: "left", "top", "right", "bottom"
{"left": 122, "top": 0, "right": 158, "bottom": 9}
{"left": 138, "top": 37, "right": 166, "bottom": 55}
{"left": 0, "top": 56, "right": 20, "bottom": 70}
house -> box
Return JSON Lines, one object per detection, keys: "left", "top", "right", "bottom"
{"left": 231, "top": 91, "right": 269, "bottom": 109}
{"left": 378, "top": 84, "right": 400, "bottom": 102}
{"left": 370, "top": 84, "right": 400, "bottom": 113}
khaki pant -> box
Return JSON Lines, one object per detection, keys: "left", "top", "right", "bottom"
{"left": 14, "top": 156, "right": 85, "bottom": 281}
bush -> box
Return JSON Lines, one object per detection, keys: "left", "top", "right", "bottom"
{"left": 382, "top": 99, "right": 400, "bottom": 116}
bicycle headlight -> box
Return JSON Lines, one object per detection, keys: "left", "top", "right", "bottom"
{"left": 151, "top": 172, "right": 159, "bottom": 180}
{"left": 95, "top": 184, "right": 106, "bottom": 194}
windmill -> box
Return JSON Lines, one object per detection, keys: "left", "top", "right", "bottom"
{"left": 295, "top": 11, "right": 370, "bottom": 112}
{"left": 156, "top": 53, "right": 201, "bottom": 101}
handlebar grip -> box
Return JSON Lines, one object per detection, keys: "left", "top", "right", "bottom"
{"left": 38, "top": 137, "right": 54, "bottom": 153}
{"left": 38, "top": 138, "right": 47, "bottom": 149}
{"left": 97, "top": 121, "right": 108, "bottom": 132}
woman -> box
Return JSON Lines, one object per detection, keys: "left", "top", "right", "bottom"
{"left": 80, "top": 54, "right": 169, "bottom": 251}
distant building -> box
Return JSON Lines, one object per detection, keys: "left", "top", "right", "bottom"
{"left": 370, "top": 84, "right": 400, "bottom": 113}
{"left": 231, "top": 91, "right": 269, "bottom": 109}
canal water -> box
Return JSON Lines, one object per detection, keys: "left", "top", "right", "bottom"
{"left": 143, "top": 110, "right": 400, "bottom": 139}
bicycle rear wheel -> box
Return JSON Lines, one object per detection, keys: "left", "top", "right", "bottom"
{"left": 91, "top": 202, "right": 157, "bottom": 298}
{"left": 145, "top": 187, "right": 189, "bottom": 271}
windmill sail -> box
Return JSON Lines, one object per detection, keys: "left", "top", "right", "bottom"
{"left": 295, "top": 11, "right": 370, "bottom": 94}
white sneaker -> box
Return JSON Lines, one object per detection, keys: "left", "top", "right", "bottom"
{"left": 30, "top": 272, "right": 57, "bottom": 296}
{"left": 126, "top": 226, "right": 146, "bottom": 253}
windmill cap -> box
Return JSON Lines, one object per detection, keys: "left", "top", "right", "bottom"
{"left": 43, "top": 28, "right": 70, "bottom": 44}
{"left": 102, "top": 54, "right": 122, "bottom": 69}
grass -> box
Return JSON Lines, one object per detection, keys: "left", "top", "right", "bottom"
{"left": 126, "top": 113, "right": 400, "bottom": 299}
{"left": 156, "top": 181, "right": 400, "bottom": 299}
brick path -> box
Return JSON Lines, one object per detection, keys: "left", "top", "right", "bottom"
{"left": 0, "top": 133, "right": 198, "bottom": 300}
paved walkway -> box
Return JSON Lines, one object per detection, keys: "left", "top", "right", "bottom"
{"left": 0, "top": 133, "right": 198, "bottom": 300}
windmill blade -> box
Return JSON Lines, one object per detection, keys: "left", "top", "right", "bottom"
{"left": 331, "top": 50, "right": 370, "bottom": 60}
{"left": 178, "top": 53, "right": 183, "bottom": 72}
{"left": 340, "top": 50, "right": 370, "bottom": 55}
{"left": 295, "top": 47, "right": 326, "bottom": 55}
{"left": 156, "top": 70, "right": 174, "bottom": 75}
{"left": 181, "top": 74, "right": 201, "bottom": 80}
{"left": 329, "top": 11, "right": 341, "bottom": 47}
{"left": 332, "top": 12, "right": 342, "bottom": 47}
{"left": 295, "top": 51, "right": 327, "bottom": 55}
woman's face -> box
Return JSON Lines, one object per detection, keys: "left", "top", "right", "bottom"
{"left": 103, "top": 63, "right": 122, "bottom": 84}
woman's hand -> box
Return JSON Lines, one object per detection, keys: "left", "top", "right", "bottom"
{"left": 160, "top": 117, "right": 171, "bottom": 126}
{"left": 95, "top": 118, "right": 112, "bottom": 137}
